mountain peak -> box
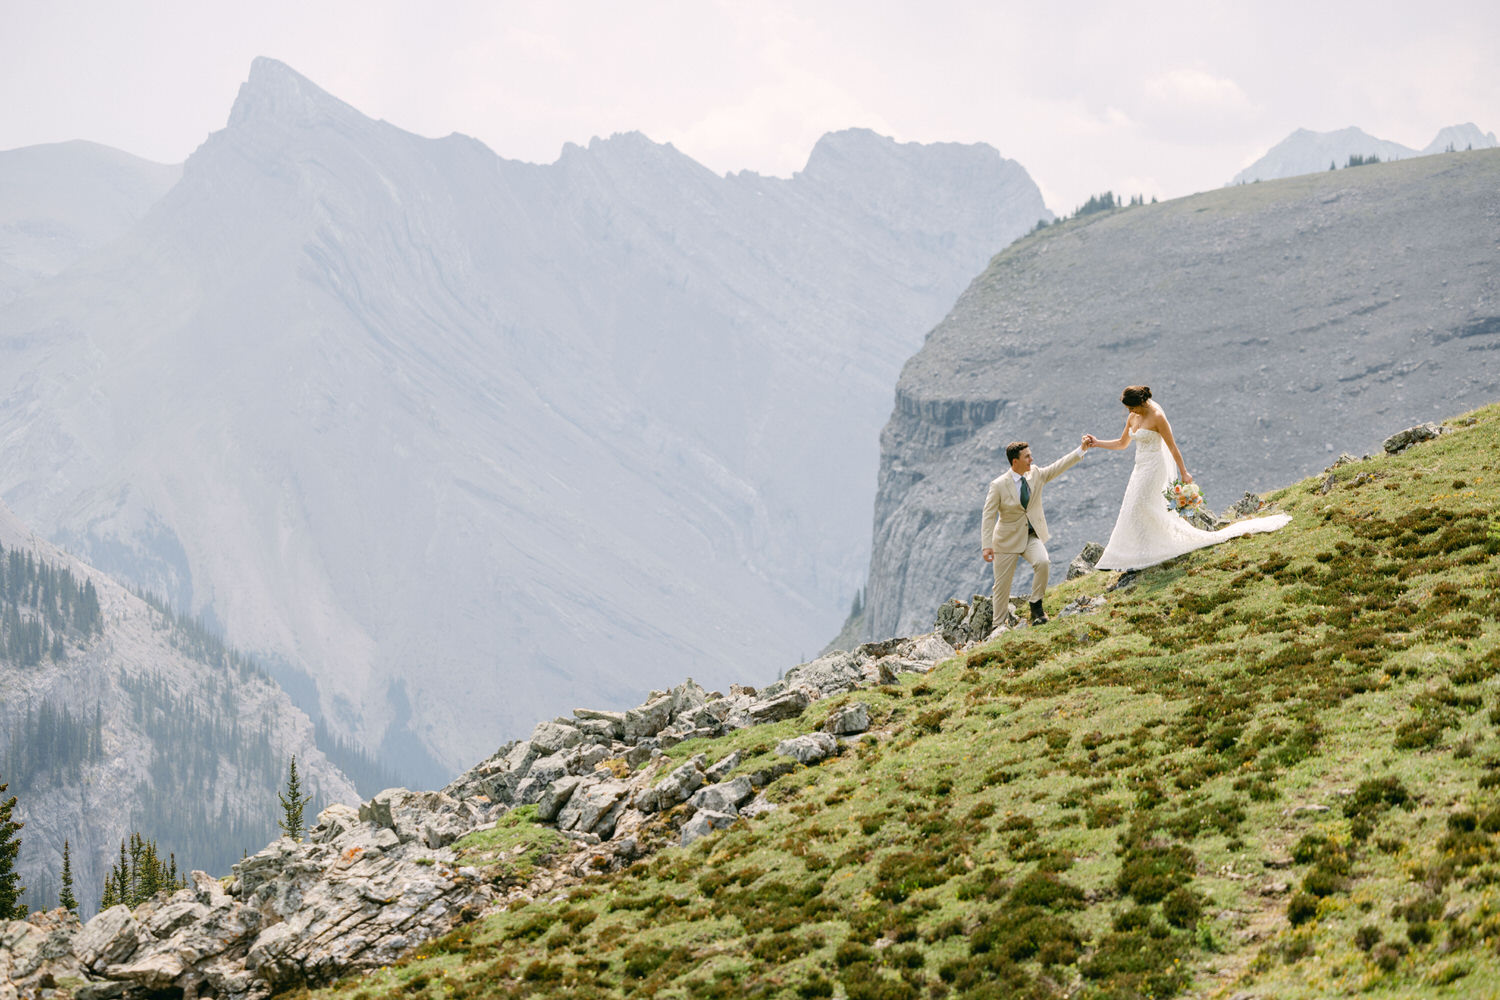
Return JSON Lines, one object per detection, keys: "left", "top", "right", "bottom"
{"left": 227, "top": 57, "right": 363, "bottom": 131}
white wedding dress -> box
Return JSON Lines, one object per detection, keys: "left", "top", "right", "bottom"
{"left": 1096, "top": 429, "right": 1291, "bottom": 571}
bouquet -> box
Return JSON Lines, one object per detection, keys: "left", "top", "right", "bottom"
{"left": 1164, "top": 479, "right": 1206, "bottom": 517}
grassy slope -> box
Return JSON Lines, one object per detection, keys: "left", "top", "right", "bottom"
{"left": 291, "top": 403, "right": 1500, "bottom": 1000}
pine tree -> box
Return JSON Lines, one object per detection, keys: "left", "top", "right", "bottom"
{"left": 278, "top": 754, "right": 312, "bottom": 842}
{"left": 99, "top": 833, "right": 183, "bottom": 910}
{"left": 0, "top": 778, "right": 26, "bottom": 919}
{"left": 58, "top": 839, "right": 77, "bottom": 912}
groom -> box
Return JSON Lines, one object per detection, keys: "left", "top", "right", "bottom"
{"left": 982, "top": 438, "right": 1091, "bottom": 627}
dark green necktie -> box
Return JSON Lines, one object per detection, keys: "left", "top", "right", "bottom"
{"left": 1019, "top": 476, "right": 1030, "bottom": 509}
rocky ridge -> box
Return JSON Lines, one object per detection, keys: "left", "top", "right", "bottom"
{"left": 0, "top": 599, "right": 1068, "bottom": 999}
{"left": 863, "top": 150, "right": 1500, "bottom": 640}
{"left": 1230, "top": 123, "right": 1497, "bottom": 184}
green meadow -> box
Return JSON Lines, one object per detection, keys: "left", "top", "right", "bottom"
{"left": 290, "top": 402, "right": 1500, "bottom": 1000}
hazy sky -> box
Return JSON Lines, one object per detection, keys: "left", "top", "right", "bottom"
{"left": 3, "top": 1, "right": 1497, "bottom": 211}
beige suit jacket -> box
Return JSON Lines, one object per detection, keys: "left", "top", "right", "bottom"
{"left": 981, "top": 447, "right": 1085, "bottom": 554}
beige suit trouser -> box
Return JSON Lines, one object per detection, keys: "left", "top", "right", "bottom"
{"left": 991, "top": 534, "right": 1050, "bottom": 616}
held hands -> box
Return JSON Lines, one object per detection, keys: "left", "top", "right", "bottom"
{"left": 1081, "top": 433, "right": 1097, "bottom": 450}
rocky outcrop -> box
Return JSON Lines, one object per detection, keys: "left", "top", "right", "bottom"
{"left": 4, "top": 614, "right": 965, "bottom": 998}
{"left": 864, "top": 150, "right": 1500, "bottom": 639}
{"left": 3, "top": 799, "right": 488, "bottom": 1000}
{"left": 1382, "top": 422, "right": 1449, "bottom": 454}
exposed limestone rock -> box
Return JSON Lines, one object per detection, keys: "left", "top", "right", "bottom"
{"left": 75, "top": 907, "right": 151, "bottom": 972}
{"left": 554, "top": 779, "right": 631, "bottom": 839}
{"left": 680, "top": 810, "right": 738, "bottom": 847}
{"left": 689, "top": 777, "right": 754, "bottom": 815}
{"left": 704, "top": 752, "right": 740, "bottom": 782}
{"left": 777, "top": 732, "right": 838, "bottom": 764}
{"left": 748, "top": 689, "right": 812, "bottom": 724}
{"left": 823, "top": 703, "right": 871, "bottom": 736}
{"left": 535, "top": 776, "right": 582, "bottom": 822}
{"left": 17, "top": 596, "right": 992, "bottom": 1000}
{"left": 1383, "top": 421, "right": 1448, "bottom": 454}
{"left": 1222, "top": 492, "right": 1268, "bottom": 519}
{"left": 624, "top": 695, "right": 675, "bottom": 740}
{"left": 961, "top": 596, "right": 992, "bottom": 641}
{"left": 635, "top": 756, "right": 706, "bottom": 814}
{"left": 528, "top": 719, "right": 583, "bottom": 755}
{"left": 1058, "top": 595, "right": 1108, "bottom": 618}
{"left": 357, "top": 789, "right": 485, "bottom": 848}
{"left": 1066, "top": 542, "right": 1106, "bottom": 581}
{"left": 780, "top": 650, "right": 865, "bottom": 698}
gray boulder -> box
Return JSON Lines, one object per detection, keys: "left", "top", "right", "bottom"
{"left": 572, "top": 707, "right": 626, "bottom": 738}
{"left": 748, "top": 688, "right": 811, "bottom": 724}
{"left": 309, "top": 803, "right": 360, "bottom": 844}
{"left": 960, "top": 596, "right": 992, "bottom": 641}
{"left": 75, "top": 906, "right": 151, "bottom": 972}
{"left": 555, "top": 779, "right": 631, "bottom": 838}
{"left": 823, "top": 702, "right": 870, "bottom": 736}
{"left": 680, "top": 809, "right": 738, "bottom": 847}
{"left": 513, "top": 751, "right": 572, "bottom": 805}
{"left": 624, "top": 694, "right": 675, "bottom": 741}
{"left": 636, "top": 756, "right": 706, "bottom": 813}
{"left": 704, "top": 752, "right": 741, "bottom": 782}
{"left": 1383, "top": 421, "right": 1447, "bottom": 454}
{"left": 535, "top": 776, "right": 582, "bottom": 822}
{"left": 670, "top": 678, "right": 710, "bottom": 717}
{"left": 1066, "top": 542, "right": 1106, "bottom": 580}
{"left": 932, "top": 598, "right": 971, "bottom": 645}
{"left": 781, "top": 650, "right": 865, "bottom": 698}
{"left": 528, "top": 719, "right": 584, "bottom": 755}
{"left": 357, "top": 788, "right": 484, "bottom": 848}
{"left": 1222, "top": 492, "right": 1267, "bottom": 520}
{"left": 689, "top": 777, "right": 754, "bottom": 815}
{"left": 776, "top": 732, "right": 838, "bottom": 764}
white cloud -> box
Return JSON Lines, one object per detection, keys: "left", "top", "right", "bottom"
{"left": 1144, "top": 68, "right": 1255, "bottom": 114}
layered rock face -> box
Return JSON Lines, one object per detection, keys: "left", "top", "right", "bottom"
{"left": 864, "top": 150, "right": 1500, "bottom": 640}
{"left": 0, "top": 59, "right": 1049, "bottom": 781}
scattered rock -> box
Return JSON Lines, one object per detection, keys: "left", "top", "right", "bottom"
{"left": 1383, "top": 421, "right": 1448, "bottom": 454}
{"left": 623, "top": 695, "right": 675, "bottom": 741}
{"left": 776, "top": 732, "right": 838, "bottom": 764}
{"left": 704, "top": 752, "right": 740, "bottom": 783}
{"left": 1222, "top": 492, "right": 1266, "bottom": 520}
{"left": 748, "top": 689, "right": 811, "bottom": 724}
{"left": 1322, "top": 452, "right": 1360, "bottom": 473}
{"left": 1057, "top": 595, "right": 1107, "bottom": 618}
{"left": 680, "top": 810, "right": 738, "bottom": 847}
{"left": 823, "top": 702, "right": 870, "bottom": 736}
{"left": 689, "top": 777, "right": 754, "bottom": 815}
{"left": 1065, "top": 541, "right": 1105, "bottom": 580}
{"left": 780, "top": 650, "right": 865, "bottom": 697}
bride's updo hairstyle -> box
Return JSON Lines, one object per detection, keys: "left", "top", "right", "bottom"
{"left": 1121, "top": 385, "right": 1152, "bottom": 407}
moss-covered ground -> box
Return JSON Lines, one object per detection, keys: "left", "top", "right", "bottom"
{"left": 287, "top": 402, "right": 1500, "bottom": 999}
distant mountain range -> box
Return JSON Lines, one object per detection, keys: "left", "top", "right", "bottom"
{"left": 0, "top": 58, "right": 1050, "bottom": 784}
{"left": 1231, "top": 123, "right": 1497, "bottom": 184}
{"left": 0, "top": 499, "right": 359, "bottom": 918}
{"left": 863, "top": 149, "right": 1500, "bottom": 640}
{"left": 0, "top": 140, "right": 180, "bottom": 306}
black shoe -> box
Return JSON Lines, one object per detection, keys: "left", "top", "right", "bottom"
{"left": 1029, "top": 601, "right": 1049, "bottom": 625}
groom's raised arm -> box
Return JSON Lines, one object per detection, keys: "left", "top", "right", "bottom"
{"left": 1034, "top": 446, "right": 1085, "bottom": 485}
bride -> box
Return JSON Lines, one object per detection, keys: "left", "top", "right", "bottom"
{"left": 1085, "top": 385, "right": 1290, "bottom": 571}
